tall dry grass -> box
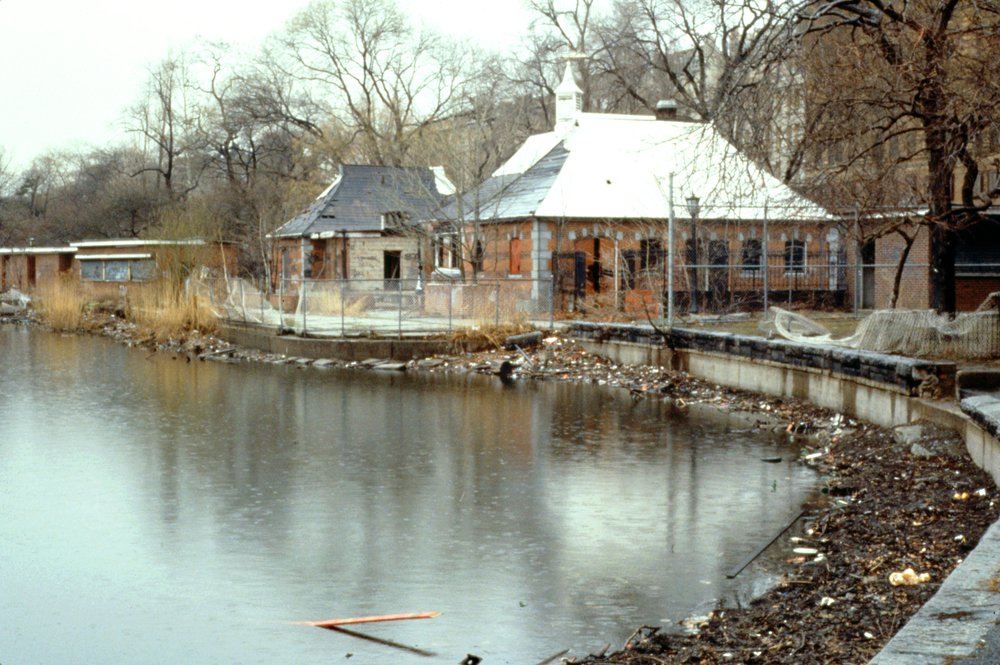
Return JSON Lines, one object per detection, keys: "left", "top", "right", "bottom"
{"left": 128, "top": 279, "right": 218, "bottom": 338}
{"left": 301, "top": 285, "right": 372, "bottom": 317}
{"left": 35, "top": 275, "right": 85, "bottom": 331}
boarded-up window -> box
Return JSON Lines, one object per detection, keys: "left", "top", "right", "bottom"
{"left": 81, "top": 262, "right": 104, "bottom": 281}
{"left": 509, "top": 238, "right": 521, "bottom": 275}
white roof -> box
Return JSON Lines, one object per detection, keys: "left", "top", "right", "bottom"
{"left": 73, "top": 239, "right": 213, "bottom": 248}
{"left": 0, "top": 247, "right": 75, "bottom": 255}
{"left": 487, "top": 113, "right": 828, "bottom": 222}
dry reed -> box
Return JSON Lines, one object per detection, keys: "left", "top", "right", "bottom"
{"left": 127, "top": 278, "right": 218, "bottom": 338}
{"left": 34, "top": 275, "right": 84, "bottom": 332}
{"left": 301, "top": 285, "right": 372, "bottom": 317}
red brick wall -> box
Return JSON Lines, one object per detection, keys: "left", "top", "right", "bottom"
{"left": 957, "top": 277, "right": 1000, "bottom": 311}
{"left": 874, "top": 226, "right": 931, "bottom": 309}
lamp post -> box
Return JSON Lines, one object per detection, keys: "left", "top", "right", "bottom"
{"left": 686, "top": 195, "right": 701, "bottom": 314}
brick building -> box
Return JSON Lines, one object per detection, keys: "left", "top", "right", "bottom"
{"left": 874, "top": 214, "right": 1000, "bottom": 311}
{"left": 0, "top": 246, "right": 76, "bottom": 292}
{"left": 432, "top": 63, "right": 840, "bottom": 314}
{"left": 72, "top": 239, "right": 237, "bottom": 299}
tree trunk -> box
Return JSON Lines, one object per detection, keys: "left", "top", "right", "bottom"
{"left": 924, "top": 121, "right": 957, "bottom": 314}
{"left": 890, "top": 230, "right": 916, "bottom": 309}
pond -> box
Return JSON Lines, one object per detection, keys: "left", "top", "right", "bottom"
{"left": 0, "top": 327, "right": 816, "bottom": 664}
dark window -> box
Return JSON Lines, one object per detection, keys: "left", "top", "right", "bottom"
{"left": 784, "top": 240, "right": 806, "bottom": 274}
{"left": 708, "top": 240, "right": 729, "bottom": 267}
{"left": 639, "top": 238, "right": 663, "bottom": 271}
{"left": 740, "top": 239, "right": 762, "bottom": 273}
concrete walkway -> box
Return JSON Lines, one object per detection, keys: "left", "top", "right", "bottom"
{"left": 870, "top": 388, "right": 1000, "bottom": 664}
{"left": 868, "top": 517, "right": 1000, "bottom": 664}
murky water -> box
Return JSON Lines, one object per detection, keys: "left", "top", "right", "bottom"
{"left": 0, "top": 327, "right": 816, "bottom": 664}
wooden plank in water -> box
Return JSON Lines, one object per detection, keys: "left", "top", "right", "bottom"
{"left": 306, "top": 611, "right": 441, "bottom": 628}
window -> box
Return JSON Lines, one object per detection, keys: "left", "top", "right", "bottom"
{"left": 740, "top": 239, "right": 763, "bottom": 275}
{"left": 81, "top": 261, "right": 104, "bottom": 281}
{"left": 784, "top": 240, "right": 806, "bottom": 275}
{"left": 281, "top": 248, "right": 291, "bottom": 279}
{"left": 131, "top": 260, "right": 156, "bottom": 281}
{"left": 639, "top": 238, "right": 663, "bottom": 271}
{"left": 105, "top": 261, "right": 129, "bottom": 281}
{"left": 708, "top": 240, "right": 729, "bottom": 267}
{"left": 79, "top": 258, "right": 156, "bottom": 282}
{"left": 434, "top": 231, "right": 461, "bottom": 273}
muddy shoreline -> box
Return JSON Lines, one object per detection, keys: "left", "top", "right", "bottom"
{"left": 10, "top": 313, "right": 1000, "bottom": 664}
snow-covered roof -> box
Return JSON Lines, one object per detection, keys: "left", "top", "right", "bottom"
{"left": 455, "top": 112, "right": 828, "bottom": 223}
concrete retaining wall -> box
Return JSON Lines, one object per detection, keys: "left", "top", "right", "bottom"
{"left": 219, "top": 323, "right": 464, "bottom": 361}
{"left": 961, "top": 395, "right": 1000, "bottom": 487}
{"left": 569, "top": 322, "right": 957, "bottom": 430}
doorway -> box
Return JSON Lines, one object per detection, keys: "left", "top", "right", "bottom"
{"left": 383, "top": 250, "right": 401, "bottom": 289}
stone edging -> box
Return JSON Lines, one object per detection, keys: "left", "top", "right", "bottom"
{"left": 567, "top": 321, "right": 957, "bottom": 399}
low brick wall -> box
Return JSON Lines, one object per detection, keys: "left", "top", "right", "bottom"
{"left": 568, "top": 322, "right": 958, "bottom": 429}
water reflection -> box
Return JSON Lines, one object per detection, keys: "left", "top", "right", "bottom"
{"left": 0, "top": 327, "right": 816, "bottom": 664}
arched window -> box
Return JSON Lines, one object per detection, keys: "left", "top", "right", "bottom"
{"left": 740, "top": 238, "right": 762, "bottom": 275}
{"left": 784, "top": 240, "right": 806, "bottom": 274}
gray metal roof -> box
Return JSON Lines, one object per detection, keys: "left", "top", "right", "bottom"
{"left": 273, "top": 165, "right": 448, "bottom": 237}
{"left": 445, "top": 144, "right": 570, "bottom": 222}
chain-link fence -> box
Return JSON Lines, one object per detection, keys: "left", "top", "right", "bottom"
{"left": 194, "top": 255, "right": 1000, "bottom": 341}
{"left": 197, "top": 276, "right": 556, "bottom": 337}
{"left": 553, "top": 251, "right": 849, "bottom": 318}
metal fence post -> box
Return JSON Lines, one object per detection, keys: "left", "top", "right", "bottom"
{"left": 549, "top": 275, "right": 556, "bottom": 330}
{"left": 398, "top": 281, "right": 403, "bottom": 339}
{"left": 340, "top": 280, "right": 346, "bottom": 337}
{"left": 278, "top": 277, "right": 284, "bottom": 331}
{"left": 495, "top": 281, "right": 501, "bottom": 327}
{"left": 762, "top": 205, "right": 769, "bottom": 314}
{"left": 239, "top": 279, "right": 246, "bottom": 323}
{"left": 448, "top": 281, "right": 453, "bottom": 333}
{"left": 301, "top": 281, "right": 308, "bottom": 335}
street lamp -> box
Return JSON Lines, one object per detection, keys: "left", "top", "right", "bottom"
{"left": 686, "top": 195, "right": 701, "bottom": 314}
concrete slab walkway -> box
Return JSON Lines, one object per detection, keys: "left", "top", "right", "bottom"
{"left": 868, "top": 518, "right": 1000, "bottom": 664}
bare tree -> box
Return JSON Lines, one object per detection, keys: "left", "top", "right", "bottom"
{"left": 279, "top": 0, "right": 471, "bottom": 166}
{"left": 127, "top": 54, "right": 201, "bottom": 197}
{"left": 763, "top": 0, "right": 1000, "bottom": 312}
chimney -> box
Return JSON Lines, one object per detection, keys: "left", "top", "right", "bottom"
{"left": 655, "top": 99, "right": 678, "bottom": 121}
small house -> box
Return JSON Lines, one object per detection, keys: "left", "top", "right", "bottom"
{"left": 73, "top": 239, "right": 237, "bottom": 299}
{"left": 269, "top": 164, "right": 452, "bottom": 292}
{"left": 0, "top": 246, "right": 77, "bottom": 293}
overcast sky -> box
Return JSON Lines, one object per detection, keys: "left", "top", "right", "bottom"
{"left": 0, "top": 0, "right": 533, "bottom": 170}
